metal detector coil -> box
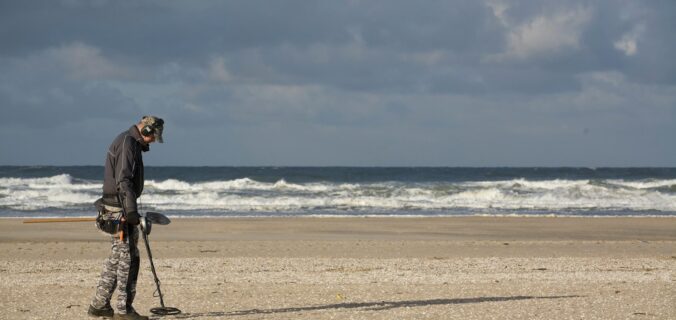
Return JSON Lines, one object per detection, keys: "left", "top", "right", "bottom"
{"left": 145, "top": 211, "right": 171, "bottom": 225}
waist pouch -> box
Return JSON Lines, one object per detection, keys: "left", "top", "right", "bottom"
{"left": 94, "top": 198, "right": 123, "bottom": 234}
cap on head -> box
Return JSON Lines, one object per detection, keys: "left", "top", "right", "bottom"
{"left": 141, "top": 115, "right": 164, "bottom": 143}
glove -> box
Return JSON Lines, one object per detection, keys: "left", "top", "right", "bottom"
{"left": 125, "top": 211, "right": 140, "bottom": 225}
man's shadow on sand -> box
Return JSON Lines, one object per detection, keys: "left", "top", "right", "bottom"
{"left": 170, "top": 295, "right": 580, "bottom": 319}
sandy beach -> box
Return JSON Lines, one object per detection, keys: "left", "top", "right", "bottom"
{"left": 0, "top": 217, "right": 674, "bottom": 319}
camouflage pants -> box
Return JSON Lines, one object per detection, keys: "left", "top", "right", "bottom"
{"left": 91, "top": 224, "right": 140, "bottom": 314}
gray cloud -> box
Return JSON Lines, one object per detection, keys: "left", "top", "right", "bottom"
{"left": 0, "top": 43, "right": 139, "bottom": 126}
{"left": 0, "top": 0, "right": 675, "bottom": 166}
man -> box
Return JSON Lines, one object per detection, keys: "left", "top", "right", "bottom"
{"left": 88, "top": 116, "right": 164, "bottom": 320}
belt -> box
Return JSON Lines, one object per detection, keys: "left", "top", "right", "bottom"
{"left": 103, "top": 204, "right": 123, "bottom": 213}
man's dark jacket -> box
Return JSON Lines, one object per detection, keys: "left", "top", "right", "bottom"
{"left": 102, "top": 125, "right": 148, "bottom": 225}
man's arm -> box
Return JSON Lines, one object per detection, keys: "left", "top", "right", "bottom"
{"left": 116, "top": 137, "right": 141, "bottom": 225}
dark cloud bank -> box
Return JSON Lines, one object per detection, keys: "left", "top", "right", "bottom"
{"left": 1, "top": 0, "right": 674, "bottom": 166}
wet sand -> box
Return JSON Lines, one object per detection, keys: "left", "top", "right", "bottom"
{"left": 0, "top": 217, "right": 674, "bottom": 319}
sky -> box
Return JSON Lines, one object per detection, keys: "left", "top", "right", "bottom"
{"left": 1, "top": 0, "right": 675, "bottom": 166}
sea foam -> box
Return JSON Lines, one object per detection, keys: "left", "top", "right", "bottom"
{"left": 2, "top": 174, "right": 676, "bottom": 215}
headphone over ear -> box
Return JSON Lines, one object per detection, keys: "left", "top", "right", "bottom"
{"left": 141, "top": 123, "right": 155, "bottom": 137}
{"left": 140, "top": 116, "right": 164, "bottom": 138}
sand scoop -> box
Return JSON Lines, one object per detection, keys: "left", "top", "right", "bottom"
{"left": 139, "top": 212, "right": 181, "bottom": 316}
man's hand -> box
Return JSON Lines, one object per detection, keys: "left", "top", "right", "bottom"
{"left": 126, "top": 211, "right": 141, "bottom": 225}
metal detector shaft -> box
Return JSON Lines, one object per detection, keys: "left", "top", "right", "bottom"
{"left": 140, "top": 225, "right": 166, "bottom": 307}
{"left": 140, "top": 223, "right": 181, "bottom": 315}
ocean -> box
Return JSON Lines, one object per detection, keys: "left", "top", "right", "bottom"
{"left": 1, "top": 166, "right": 676, "bottom": 218}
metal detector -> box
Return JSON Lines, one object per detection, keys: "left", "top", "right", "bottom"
{"left": 139, "top": 212, "right": 181, "bottom": 316}
{"left": 22, "top": 210, "right": 182, "bottom": 316}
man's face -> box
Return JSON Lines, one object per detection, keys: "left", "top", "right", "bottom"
{"left": 143, "top": 134, "right": 156, "bottom": 144}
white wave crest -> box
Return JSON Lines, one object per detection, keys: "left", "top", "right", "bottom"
{"left": 0, "top": 174, "right": 73, "bottom": 187}
{"left": 146, "top": 178, "right": 352, "bottom": 193}
{"left": 3, "top": 175, "right": 676, "bottom": 214}
{"left": 0, "top": 174, "right": 100, "bottom": 210}
{"left": 608, "top": 179, "right": 676, "bottom": 189}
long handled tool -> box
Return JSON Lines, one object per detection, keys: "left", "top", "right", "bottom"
{"left": 23, "top": 217, "right": 97, "bottom": 223}
{"left": 139, "top": 212, "right": 181, "bottom": 316}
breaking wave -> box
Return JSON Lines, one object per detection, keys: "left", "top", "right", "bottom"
{"left": 1, "top": 174, "right": 676, "bottom": 216}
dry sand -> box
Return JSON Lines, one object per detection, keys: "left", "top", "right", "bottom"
{"left": 0, "top": 217, "right": 674, "bottom": 319}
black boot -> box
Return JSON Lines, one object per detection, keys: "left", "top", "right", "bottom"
{"left": 113, "top": 311, "right": 149, "bottom": 320}
{"left": 88, "top": 304, "right": 114, "bottom": 318}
